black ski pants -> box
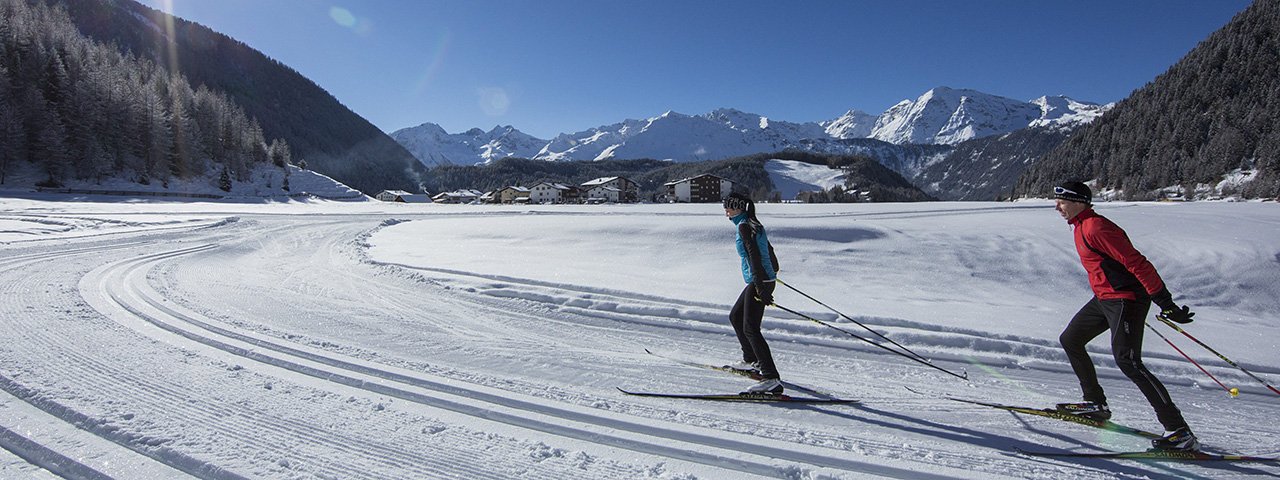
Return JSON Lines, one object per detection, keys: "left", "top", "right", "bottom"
{"left": 1059, "top": 296, "right": 1188, "bottom": 431}
{"left": 729, "top": 282, "right": 779, "bottom": 379}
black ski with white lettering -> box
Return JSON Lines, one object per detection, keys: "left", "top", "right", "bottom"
{"left": 1015, "top": 447, "right": 1280, "bottom": 462}
{"left": 906, "top": 387, "right": 1161, "bottom": 439}
{"left": 617, "top": 387, "right": 857, "bottom": 404}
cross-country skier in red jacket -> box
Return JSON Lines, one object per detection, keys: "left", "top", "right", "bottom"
{"left": 1052, "top": 181, "right": 1200, "bottom": 451}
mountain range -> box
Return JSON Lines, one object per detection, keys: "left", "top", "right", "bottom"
{"left": 391, "top": 87, "right": 1110, "bottom": 173}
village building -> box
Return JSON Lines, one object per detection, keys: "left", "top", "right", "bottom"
{"left": 375, "top": 190, "right": 432, "bottom": 203}
{"left": 496, "top": 186, "right": 531, "bottom": 204}
{"left": 431, "top": 189, "right": 482, "bottom": 204}
{"left": 529, "top": 182, "right": 577, "bottom": 204}
{"left": 581, "top": 176, "right": 639, "bottom": 203}
{"left": 663, "top": 174, "right": 734, "bottom": 203}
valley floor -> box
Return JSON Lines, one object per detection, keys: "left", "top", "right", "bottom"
{"left": 1, "top": 197, "right": 1278, "bottom": 479}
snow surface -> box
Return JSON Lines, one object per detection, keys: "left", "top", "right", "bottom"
{"left": 1029, "top": 96, "right": 1112, "bottom": 129}
{"left": 2, "top": 195, "right": 1279, "bottom": 479}
{"left": 0, "top": 160, "right": 366, "bottom": 201}
{"left": 764, "top": 160, "right": 847, "bottom": 199}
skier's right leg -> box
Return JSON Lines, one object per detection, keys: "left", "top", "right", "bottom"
{"left": 728, "top": 285, "right": 757, "bottom": 364}
{"left": 1059, "top": 298, "right": 1111, "bottom": 405}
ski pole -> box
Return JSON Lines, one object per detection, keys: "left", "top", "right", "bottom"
{"left": 776, "top": 278, "right": 932, "bottom": 364}
{"left": 770, "top": 302, "right": 968, "bottom": 380}
{"left": 1157, "top": 316, "right": 1280, "bottom": 397}
{"left": 1145, "top": 322, "right": 1236, "bottom": 397}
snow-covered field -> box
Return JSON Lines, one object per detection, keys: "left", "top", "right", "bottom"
{"left": 2, "top": 194, "right": 1278, "bottom": 479}
{"left": 764, "top": 160, "right": 848, "bottom": 199}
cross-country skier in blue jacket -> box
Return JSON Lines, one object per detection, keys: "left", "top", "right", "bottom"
{"left": 722, "top": 192, "right": 784, "bottom": 394}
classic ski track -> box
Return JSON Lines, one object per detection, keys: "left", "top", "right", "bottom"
{"left": 149, "top": 216, "right": 1123, "bottom": 480}
{"left": 4, "top": 228, "right": 552, "bottom": 479}
{"left": 5, "top": 248, "right": 487, "bottom": 479}
{"left": 90, "top": 235, "right": 1012, "bottom": 480}
{"left": 0, "top": 244, "right": 198, "bottom": 479}
{"left": 3, "top": 212, "right": 1229, "bottom": 479}
{"left": 0, "top": 246, "right": 260, "bottom": 479}
{"left": 0, "top": 214, "right": 233, "bottom": 244}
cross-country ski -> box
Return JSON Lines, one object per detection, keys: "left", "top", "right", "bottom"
{"left": 616, "top": 387, "right": 859, "bottom": 404}
{"left": 919, "top": 391, "right": 1162, "bottom": 439}
{"left": 1015, "top": 448, "right": 1280, "bottom": 463}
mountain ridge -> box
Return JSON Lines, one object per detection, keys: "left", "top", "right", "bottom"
{"left": 391, "top": 87, "right": 1109, "bottom": 171}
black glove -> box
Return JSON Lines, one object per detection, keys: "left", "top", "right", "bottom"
{"left": 753, "top": 282, "right": 774, "bottom": 306}
{"left": 1158, "top": 305, "right": 1195, "bottom": 324}
{"left": 1151, "top": 287, "right": 1194, "bottom": 323}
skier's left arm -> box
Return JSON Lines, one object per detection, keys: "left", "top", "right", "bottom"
{"left": 739, "top": 223, "right": 774, "bottom": 305}
{"left": 1089, "top": 224, "right": 1195, "bottom": 323}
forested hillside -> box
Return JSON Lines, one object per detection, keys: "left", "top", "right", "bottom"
{"left": 0, "top": 0, "right": 287, "bottom": 188}
{"left": 16, "top": 0, "right": 425, "bottom": 194}
{"left": 1017, "top": 0, "right": 1280, "bottom": 199}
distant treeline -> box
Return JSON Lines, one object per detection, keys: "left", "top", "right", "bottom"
{"left": 423, "top": 150, "right": 933, "bottom": 202}
{"left": 0, "top": 0, "right": 291, "bottom": 188}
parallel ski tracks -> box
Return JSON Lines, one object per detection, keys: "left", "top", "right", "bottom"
{"left": 129, "top": 218, "right": 1120, "bottom": 480}
{"left": 85, "top": 240, "right": 985, "bottom": 479}
{"left": 0, "top": 217, "right": 1117, "bottom": 479}
{"left": 2, "top": 239, "right": 517, "bottom": 479}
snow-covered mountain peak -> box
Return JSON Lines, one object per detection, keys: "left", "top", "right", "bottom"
{"left": 705, "top": 108, "right": 769, "bottom": 131}
{"left": 392, "top": 88, "right": 1109, "bottom": 166}
{"left": 822, "top": 109, "right": 877, "bottom": 139}
{"left": 872, "top": 87, "right": 1052, "bottom": 144}
{"left": 1029, "top": 95, "right": 1112, "bottom": 128}
{"left": 390, "top": 123, "right": 547, "bottom": 167}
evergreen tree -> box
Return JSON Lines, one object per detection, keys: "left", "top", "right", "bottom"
{"left": 218, "top": 166, "right": 231, "bottom": 192}
{"left": 0, "top": 0, "right": 302, "bottom": 190}
{"left": 269, "top": 138, "right": 291, "bottom": 168}
{"left": 0, "top": 66, "right": 20, "bottom": 184}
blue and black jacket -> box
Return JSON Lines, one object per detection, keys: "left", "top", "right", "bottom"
{"left": 731, "top": 212, "right": 779, "bottom": 285}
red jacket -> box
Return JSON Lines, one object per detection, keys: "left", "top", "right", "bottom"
{"left": 1069, "top": 208, "right": 1165, "bottom": 301}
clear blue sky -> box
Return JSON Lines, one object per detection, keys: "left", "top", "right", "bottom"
{"left": 139, "top": 0, "right": 1252, "bottom": 139}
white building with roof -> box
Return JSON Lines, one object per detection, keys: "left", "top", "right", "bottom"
{"left": 581, "top": 176, "right": 639, "bottom": 203}
{"left": 376, "top": 190, "right": 432, "bottom": 203}
{"left": 529, "top": 182, "right": 576, "bottom": 204}
{"left": 663, "top": 174, "right": 733, "bottom": 203}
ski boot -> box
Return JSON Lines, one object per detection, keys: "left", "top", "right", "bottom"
{"left": 1151, "top": 427, "right": 1199, "bottom": 451}
{"left": 1055, "top": 401, "right": 1111, "bottom": 421}
{"left": 744, "top": 378, "right": 784, "bottom": 395}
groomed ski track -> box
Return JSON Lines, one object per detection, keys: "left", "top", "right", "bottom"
{"left": 2, "top": 204, "right": 1278, "bottom": 479}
